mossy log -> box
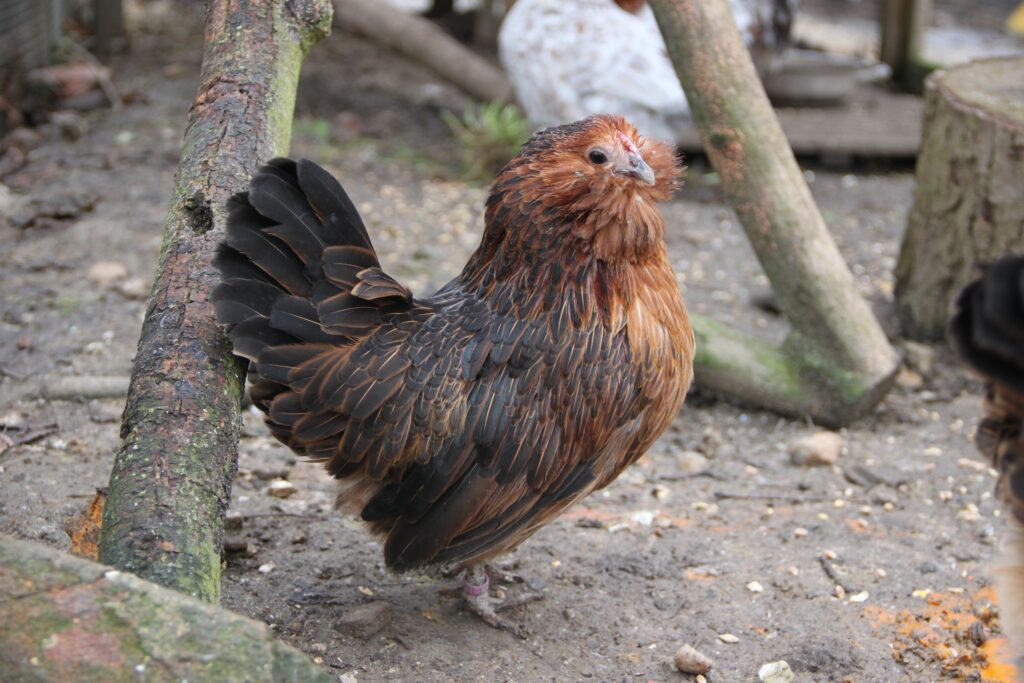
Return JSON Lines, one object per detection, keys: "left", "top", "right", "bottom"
{"left": 895, "top": 56, "right": 1024, "bottom": 341}
{"left": 649, "top": 0, "right": 899, "bottom": 426}
{"left": 332, "top": 0, "right": 513, "bottom": 104}
{"left": 98, "top": 0, "right": 332, "bottom": 602}
{"left": 0, "top": 535, "right": 331, "bottom": 683}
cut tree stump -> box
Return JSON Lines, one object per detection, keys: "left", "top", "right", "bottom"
{"left": 0, "top": 535, "right": 331, "bottom": 683}
{"left": 98, "top": 0, "right": 332, "bottom": 603}
{"left": 895, "top": 56, "right": 1024, "bottom": 341}
{"left": 650, "top": 0, "right": 899, "bottom": 425}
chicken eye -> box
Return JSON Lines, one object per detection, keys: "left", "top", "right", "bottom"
{"left": 588, "top": 149, "right": 608, "bottom": 165}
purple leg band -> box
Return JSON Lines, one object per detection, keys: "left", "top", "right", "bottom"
{"left": 463, "top": 573, "right": 490, "bottom": 597}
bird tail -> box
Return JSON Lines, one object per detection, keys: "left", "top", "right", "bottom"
{"left": 212, "top": 158, "right": 412, "bottom": 412}
{"left": 951, "top": 255, "right": 1024, "bottom": 518}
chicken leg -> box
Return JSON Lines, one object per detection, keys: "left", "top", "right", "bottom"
{"left": 462, "top": 563, "right": 542, "bottom": 639}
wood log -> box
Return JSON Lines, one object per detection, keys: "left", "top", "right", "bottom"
{"left": 649, "top": 0, "right": 899, "bottom": 426}
{"left": 879, "top": 0, "right": 933, "bottom": 93}
{"left": 98, "top": 0, "right": 332, "bottom": 603}
{"left": 895, "top": 56, "right": 1024, "bottom": 341}
{"left": 0, "top": 535, "right": 331, "bottom": 683}
{"left": 332, "top": 0, "right": 513, "bottom": 103}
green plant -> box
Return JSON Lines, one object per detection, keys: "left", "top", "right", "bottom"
{"left": 441, "top": 102, "right": 529, "bottom": 182}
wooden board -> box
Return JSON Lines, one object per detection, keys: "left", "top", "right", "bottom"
{"left": 677, "top": 84, "right": 924, "bottom": 158}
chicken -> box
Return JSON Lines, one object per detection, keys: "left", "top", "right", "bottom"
{"left": 213, "top": 114, "right": 694, "bottom": 636}
{"left": 498, "top": 0, "right": 796, "bottom": 141}
{"left": 950, "top": 256, "right": 1024, "bottom": 663}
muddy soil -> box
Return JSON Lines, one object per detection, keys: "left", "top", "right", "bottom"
{"left": 0, "top": 3, "right": 1016, "bottom": 682}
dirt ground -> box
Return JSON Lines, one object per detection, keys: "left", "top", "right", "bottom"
{"left": 2, "top": 2, "right": 1022, "bottom": 681}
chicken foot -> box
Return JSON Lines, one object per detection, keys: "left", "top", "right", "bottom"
{"left": 462, "top": 563, "right": 543, "bottom": 638}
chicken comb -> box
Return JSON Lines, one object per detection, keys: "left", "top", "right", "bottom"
{"left": 616, "top": 130, "right": 639, "bottom": 156}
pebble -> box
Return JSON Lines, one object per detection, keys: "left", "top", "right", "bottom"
{"left": 86, "top": 260, "right": 128, "bottom": 286}
{"left": 903, "top": 341, "right": 934, "bottom": 375}
{"left": 895, "top": 368, "right": 924, "bottom": 389}
{"left": 117, "top": 277, "right": 150, "bottom": 300}
{"left": 253, "top": 464, "right": 292, "bottom": 481}
{"left": 334, "top": 601, "right": 392, "bottom": 639}
{"left": 789, "top": 431, "right": 843, "bottom": 467}
{"left": 223, "top": 536, "right": 256, "bottom": 557}
{"left": 224, "top": 510, "right": 244, "bottom": 532}
{"left": 718, "top": 633, "right": 739, "bottom": 644}
{"left": 675, "top": 450, "right": 710, "bottom": 476}
{"left": 758, "top": 660, "right": 794, "bottom": 683}
{"left": 746, "top": 581, "right": 764, "bottom": 593}
{"left": 258, "top": 562, "right": 275, "bottom": 574}
{"left": 266, "top": 479, "right": 298, "bottom": 498}
{"left": 699, "top": 426, "right": 723, "bottom": 457}
{"left": 674, "top": 644, "right": 713, "bottom": 675}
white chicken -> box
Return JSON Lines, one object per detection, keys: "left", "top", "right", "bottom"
{"left": 499, "top": 0, "right": 795, "bottom": 141}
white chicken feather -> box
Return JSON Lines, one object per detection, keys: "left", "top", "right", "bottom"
{"left": 499, "top": 0, "right": 795, "bottom": 141}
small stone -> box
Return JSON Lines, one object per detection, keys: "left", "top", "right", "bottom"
{"left": 895, "top": 368, "right": 924, "bottom": 389}
{"left": 746, "top": 581, "right": 764, "bottom": 593}
{"left": 50, "top": 111, "right": 87, "bottom": 140}
{"left": 86, "top": 261, "right": 128, "bottom": 286}
{"left": 849, "top": 591, "right": 869, "bottom": 603}
{"left": 334, "top": 601, "right": 392, "bottom": 639}
{"left": 917, "top": 560, "right": 939, "bottom": 574}
{"left": 253, "top": 464, "right": 292, "bottom": 481}
{"left": 789, "top": 431, "right": 843, "bottom": 467}
{"left": 675, "top": 450, "right": 710, "bottom": 475}
{"left": 758, "top": 660, "right": 795, "bottom": 683}
{"left": 699, "top": 426, "right": 722, "bottom": 457}
{"left": 674, "top": 644, "right": 713, "bottom": 675}
{"left": 266, "top": 479, "right": 297, "bottom": 498}
{"left": 224, "top": 510, "right": 244, "bottom": 532}
{"left": 258, "top": 562, "right": 275, "bottom": 574}
{"left": 718, "top": 633, "right": 739, "bottom": 644}
{"left": 223, "top": 536, "right": 250, "bottom": 554}
{"left": 117, "top": 277, "right": 149, "bottom": 300}
{"left": 903, "top": 341, "right": 934, "bottom": 375}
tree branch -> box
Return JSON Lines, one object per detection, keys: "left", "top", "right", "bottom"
{"left": 98, "top": 0, "right": 332, "bottom": 602}
{"left": 650, "top": 0, "right": 899, "bottom": 426}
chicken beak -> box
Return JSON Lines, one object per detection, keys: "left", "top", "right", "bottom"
{"left": 618, "top": 153, "right": 656, "bottom": 186}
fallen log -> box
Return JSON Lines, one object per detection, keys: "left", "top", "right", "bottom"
{"left": 0, "top": 535, "right": 331, "bottom": 683}
{"left": 98, "top": 0, "right": 332, "bottom": 602}
{"left": 332, "top": 0, "right": 513, "bottom": 103}
{"left": 649, "top": 0, "right": 899, "bottom": 425}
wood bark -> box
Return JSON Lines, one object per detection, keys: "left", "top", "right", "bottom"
{"left": 649, "top": 0, "right": 899, "bottom": 426}
{"left": 333, "top": 0, "right": 513, "bottom": 103}
{"left": 98, "top": 0, "right": 331, "bottom": 603}
{"left": 0, "top": 535, "right": 331, "bottom": 683}
{"left": 896, "top": 56, "right": 1024, "bottom": 341}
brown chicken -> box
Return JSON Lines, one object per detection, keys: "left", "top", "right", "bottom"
{"left": 212, "top": 114, "right": 694, "bottom": 635}
{"left": 950, "top": 256, "right": 1024, "bottom": 663}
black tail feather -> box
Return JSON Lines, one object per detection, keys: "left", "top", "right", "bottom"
{"left": 213, "top": 158, "right": 405, "bottom": 412}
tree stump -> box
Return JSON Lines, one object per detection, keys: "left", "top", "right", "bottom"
{"left": 896, "top": 56, "right": 1024, "bottom": 341}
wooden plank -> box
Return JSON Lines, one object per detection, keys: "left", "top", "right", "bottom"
{"left": 676, "top": 84, "right": 923, "bottom": 158}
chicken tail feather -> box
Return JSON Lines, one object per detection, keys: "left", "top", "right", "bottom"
{"left": 212, "top": 158, "right": 409, "bottom": 411}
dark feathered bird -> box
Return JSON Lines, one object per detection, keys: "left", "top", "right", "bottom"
{"left": 213, "top": 114, "right": 694, "bottom": 635}
{"left": 950, "top": 255, "right": 1024, "bottom": 663}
